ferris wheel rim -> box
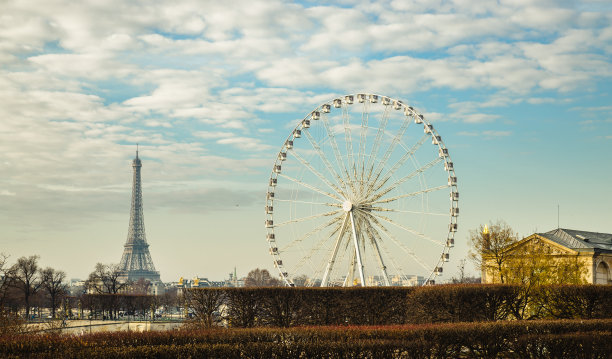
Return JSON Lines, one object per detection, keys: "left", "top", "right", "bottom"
{"left": 265, "top": 93, "right": 458, "bottom": 287}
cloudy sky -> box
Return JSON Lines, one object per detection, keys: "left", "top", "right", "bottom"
{"left": 1, "top": 0, "right": 611, "bottom": 282}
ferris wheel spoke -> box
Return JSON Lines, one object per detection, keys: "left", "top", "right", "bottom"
{"left": 274, "top": 198, "right": 341, "bottom": 208}
{"left": 280, "top": 215, "right": 343, "bottom": 252}
{"left": 304, "top": 219, "right": 350, "bottom": 285}
{"left": 274, "top": 209, "right": 342, "bottom": 228}
{"left": 321, "top": 213, "right": 350, "bottom": 287}
{"left": 376, "top": 231, "right": 407, "bottom": 281}
{"left": 368, "top": 207, "right": 447, "bottom": 216}
{"left": 359, "top": 215, "right": 391, "bottom": 286}
{"left": 357, "top": 101, "right": 369, "bottom": 189}
{"left": 341, "top": 103, "right": 357, "bottom": 181}
{"left": 368, "top": 184, "right": 450, "bottom": 205}
{"left": 321, "top": 112, "right": 352, "bottom": 186}
{"left": 367, "top": 211, "right": 444, "bottom": 247}
{"left": 278, "top": 173, "right": 342, "bottom": 202}
{"left": 368, "top": 115, "right": 412, "bottom": 193}
{"left": 364, "top": 212, "right": 434, "bottom": 273}
{"left": 289, "top": 149, "right": 346, "bottom": 198}
{"left": 303, "top": 129, "right": 350, "bottom": 193}
{"left": 377, "top": 235, "right": 409, "bottom": 284}
{"left": 363, "top": 104, "right": 391, "bottom": 186}
{"left": 369, "top": 157, "right": 444, "bottom": 202}
{"left": 325, "top": 239, "right": 351, "bottom": 286}
{"left": 365, "top": 134, "right": 429, "bottom": 198}
{"left": 287, "top": 223, "right": 341, "bottom": 283}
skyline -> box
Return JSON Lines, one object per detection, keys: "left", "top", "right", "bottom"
{"left": 1, "top": 0, "right": 611, "bottom": 282}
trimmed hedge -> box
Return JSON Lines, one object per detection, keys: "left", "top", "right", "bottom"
{"left": 535, "top": 285, "right": 612, "bottom": 319}
{"left": 405, "top": 284, "right": 518, "bottom": 323}
{"left": 184, "top": 284, "right": 612, "bottom": 327}
{"left": 1, "top": 319, "right": 611, "bottom": 358}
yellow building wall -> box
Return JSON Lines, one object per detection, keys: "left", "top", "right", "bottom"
{"left": 481, "top": 235, "right": 603, "bottom": 285}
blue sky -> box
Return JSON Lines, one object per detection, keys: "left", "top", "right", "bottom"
{"left": 1, "top": 0, "right": 611, "bottom": 282}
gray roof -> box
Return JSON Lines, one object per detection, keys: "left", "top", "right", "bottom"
{"left": 538, "top": 228, "right": 612, "bottom": 252}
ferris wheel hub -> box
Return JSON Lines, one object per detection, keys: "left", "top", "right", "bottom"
{"left": 342, "top": 200, "right": 353, "bottom": 212}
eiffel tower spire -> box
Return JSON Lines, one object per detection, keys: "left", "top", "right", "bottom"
{"left": 118, "top": 148, "right": 160, "bottom": 282}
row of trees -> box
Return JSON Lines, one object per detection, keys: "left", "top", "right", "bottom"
{"left": 0, "top": 254, "right": 164, "bottom": 322}
{"left": 0, "top": 255, "right": 280, "bottom": 325}
{"left": 0, "top": 254, "right": 67, "bottom": 319}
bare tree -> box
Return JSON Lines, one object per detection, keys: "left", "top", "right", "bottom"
{"left": 85, "top": 263, "right": 129, "bottom": 319}
{"left": 86, "top": 263, "right": 129, "bottom": 294}
{"left": 160, "top": 287, "right": 179, "bottom": 315}
{"left": 183, "top": 288, "right": 224, "bottom": 328}
{"left": 131, "top": 278, "right": 151, "bottom": 295}
{"left": 244, "top": 269, "right": 282, "bottom": 287}
{"left": 0, "top": 253, "right": 16, "bottom": 309}
{"left": 468, "top": 221, "right": 519, "bottom": 283}
{"left": 450, "top": 259, "right": 481, "bottom": 284}
{"left": 40, "top": 267, "right": 67, "bottom": 319}
{"left": 0, "top": 253, "right": 25, "bottom": 334}
{"left": 10, "top": 256, "right": 44, "bottom": 319}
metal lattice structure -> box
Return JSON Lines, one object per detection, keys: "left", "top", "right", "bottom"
{"left": 265, "top": 94, "right": 458, "bottom": 287}
{"left": 118, "top": 149, "right": 161, "bottom": 282}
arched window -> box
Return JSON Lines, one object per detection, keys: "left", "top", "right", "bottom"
{"left": 595, "top": 261, "right": 609, "bottom": 284}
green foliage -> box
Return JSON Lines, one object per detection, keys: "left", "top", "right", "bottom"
{"left": 469, "top": 220, "right": 519, "bottom": 284}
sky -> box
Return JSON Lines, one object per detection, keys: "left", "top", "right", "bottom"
{"left": 1, "top": 0, "right": 611, "bottom": 283}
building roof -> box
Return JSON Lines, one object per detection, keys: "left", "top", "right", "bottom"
{"left": 538, "top": 228, "right": 612, "bottom": 252}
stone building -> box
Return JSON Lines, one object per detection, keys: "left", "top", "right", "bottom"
{"left": 482, "top": 228, "right": 612, "bottom": 284}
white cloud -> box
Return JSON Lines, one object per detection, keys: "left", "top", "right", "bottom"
{"left": 1, "top": 0, "right": 611, "bottom": 280}
{"left": 29, "top": 53, "right": 136, "bottom": 80}
{"left": 195, "top": 131, "right": 235, "bottom": 139}
{"left": 460, "top": 113, "right": 501, "bottom": 124}
{"left": 217, "top": 137, "right": 274, "bottom": 151}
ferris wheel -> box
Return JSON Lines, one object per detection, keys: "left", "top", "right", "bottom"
{"left": 265, "top": 94, "right": 458, "bottom": 287}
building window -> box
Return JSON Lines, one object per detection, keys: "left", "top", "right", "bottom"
{"left": 595, "top": 261, "right": 609, "bottom": 284}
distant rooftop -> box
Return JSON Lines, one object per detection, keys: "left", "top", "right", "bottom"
{"left": 538, "top": 228, "right": 612, "bottom": 252}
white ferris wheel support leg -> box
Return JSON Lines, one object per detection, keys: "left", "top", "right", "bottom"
{"left": 345, "top": 249, "right": 356, "bottom": 287}
{"left": 349, "top": 210, "right": 366, "bottom": 286}
{"left": 363, "top": 219, "right": 391, "bottom": 286}
{"left": 321, "top": 214, "right": 350, "bottom": 287}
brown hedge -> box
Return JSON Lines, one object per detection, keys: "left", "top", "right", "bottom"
{"left": 184, "top": 284, "right": 612, "bottom": 327}
{"left": 2, "top": 319, "right": 612, "bottom": 358}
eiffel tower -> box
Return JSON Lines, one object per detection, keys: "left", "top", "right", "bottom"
{"left": 118, "top": 149, "right": 161, "bottom": 282}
